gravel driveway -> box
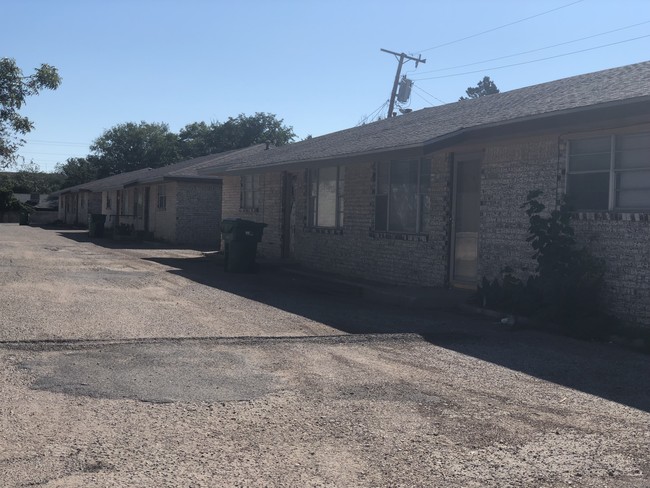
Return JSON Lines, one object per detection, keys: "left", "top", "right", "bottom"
{"left": 0, "top": 224, "right": 649, "bottom": 487}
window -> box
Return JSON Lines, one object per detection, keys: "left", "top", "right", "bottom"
{"left": 119, "top": 190, "right": 129, "bottom": 215}
{"left": 240, "top": 175, "right": 261, "bottom": 210}
{"left": 308, "top": 166, "right": 344, "bottom": 228}
{"left": 375, "top": 159, "right": 431, "bottom": 233}
{"left": 157, "top": 185, "right": 166, "bottom": 211}
{"left": 80, "top": 194, "right": 85, "bottom": 209}
{"left": 567, "top": 132, "right": 650, "bottom": 211}
{"left": 106, "top": 193, "right": 112, "bottom": 210}
{"left": 133, "top": 188, "right": 143, "bottom": 217}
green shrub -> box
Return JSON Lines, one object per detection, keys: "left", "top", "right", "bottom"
{"left": 477, "top": 190, "right": 614, "bottom": 339}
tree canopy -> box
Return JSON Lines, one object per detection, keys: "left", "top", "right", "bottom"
{"left": 178, "top": 113, "right": 296, "bottom": 159}
{"left": 0, "top": 161, "right": 65, "bottom": 194}
{"left": 90, "top": 122, "right": 180, "bottom": 178}
{"left": 0, "top": 58, "right": 61, "bottom": 168}
{"left": 459, "top": 76, "right": 500, "bottom": 101}
{"left": 55, "top": 157, "right": 98, "bottom": 189}
{"left": 56, "top": 112, "right": 295, "bottom": 186}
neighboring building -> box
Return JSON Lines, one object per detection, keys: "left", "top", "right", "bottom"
{"left": 199, "top": 61, "right": 650, "bottom": 326}
{"left": 58, "top": 169, "right": 152, "bottom": 227}
{"left": 14, "top": 193, "right": 59, "bottom": 225}
{"left": 99, "top": 146, "right": 266, "bottom": 247}
{"left": 57, "top": 146, "right": 266, "bottom": 248}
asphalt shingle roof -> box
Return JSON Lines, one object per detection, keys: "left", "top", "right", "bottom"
{"left": 58, "top": 145, "right": 269, "bottom": 194}
{"left": 200, "top": 60, "right": 650, "bottom": 174}
{"left": 140, "top": 144, "right": 268, "bottom": 182}
{"left": 59, "top": 167, "right": 154, "bottom": 194}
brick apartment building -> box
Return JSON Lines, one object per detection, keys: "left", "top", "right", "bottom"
{"left": 199, "top": 61, "right": 650, "bottom": 326}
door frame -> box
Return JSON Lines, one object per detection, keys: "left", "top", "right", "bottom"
{"left": 449, "top": 151, "right": 483, "bottom": 288}
{"left": 281, "top": 171, "right": 296, "bottom": 259}
{"left": 143, "top": 186, "right": 151, "bottom": 232}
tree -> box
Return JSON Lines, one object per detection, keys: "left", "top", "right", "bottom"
{"left": 0, "top": 175, "right": 22, "bottom": 211}
{"left": 60, "top": 113, "right": 295, "bottom": 182}
{"left": 459, "top": 76, "right": 499, "bottom": 101}
{"left": 0, "top": 58, "right": 61, "bottom": 168}
{"left": 90, "top": 121, "right": 180, "bottom": 178}
{"left": 178, "top": 121, "right": 213, "bottom": 159}
{"left": 55, "top": 156, "right": 98, "bottom": 188}
{"left": 10, "top": 160, "right": 64, "bottom": 193}
{"left": 215, "top": 113, "right": 295, "bottom": 151}
{"left": 178, "top": 113, "right": 295, "bottom": 159}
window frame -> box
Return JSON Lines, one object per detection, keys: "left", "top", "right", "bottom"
{"left": 119, "top": 190, "right": 129, "bottom": 215}
{"left": 374, "top": 158, "right": 431, "bottom": 234}
{"left": 157, "top": 185, "right": 167, "bottom": 211}
{"left": 307, "top": 165, "right": 345, "bottom": 229}
{"left": 240, "top": 174, "right": 261, "bottom": 211}
{"left": 566, "top": 131, "right": 650, "bottom": 212}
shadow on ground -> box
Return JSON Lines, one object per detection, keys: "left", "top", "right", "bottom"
{"left": 143, "top": 253, "right": 650, "bottom": 413}
{"left": 49, "top": 229, "right": 650, "bottom": 413}
{"left": 52, "top": 228, "right": 216, "bottom": 252}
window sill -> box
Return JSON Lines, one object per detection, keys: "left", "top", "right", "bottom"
{"left": 305, "top": 226, "right": 343, "bottom": 235}
{"left": 369, "top": 231, "right": 429, "bottom": 242}
{"left": 571, "top": 211, "right": 650, "bottom": 222}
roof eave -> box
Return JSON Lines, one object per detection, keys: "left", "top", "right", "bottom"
{"left": 206, "top": 143, "right": 425, "bottom": 176}
{"left": 212, "top": 96, "right": 650, "bottom": 175}
{"left": 423, "top": 95, "right": 650, "bottom": 153}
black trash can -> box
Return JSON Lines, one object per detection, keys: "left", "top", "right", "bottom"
{"left": 88, "top": 213, "right": 107, "bottom": 238}
{"left": 220, "top": 218, "right": 267, "bottom": 273}
{"left": 18, "top": 211, "right": 29, "bottom": 226}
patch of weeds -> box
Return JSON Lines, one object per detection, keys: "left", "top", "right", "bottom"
{"left": 476, "top": 190, "right": 616, "bottom": 340}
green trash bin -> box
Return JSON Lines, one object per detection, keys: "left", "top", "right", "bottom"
{"left": 88, "top": 214, "right": 107, "bottom": 238}
{"left": 220, "top": 218, "right": 267, "bottom": 272}
{"left": 18, "top": 211, "right": 29, "bottom": 226}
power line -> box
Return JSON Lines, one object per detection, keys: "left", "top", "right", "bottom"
{"left": 370, "top": 101, "right": 389, "bottom": 120}
{"left": 411, "top": 34, "right": 650, "bottom": 81}
{"left": 412, "top": 89, "right": 436, "bottom": 107}
{"left": 413, "top": 85, "right": 447, "bottom": 104}
{"left": 415, "top": 20, "right": 650, "bottom": 75}
{"left": 381, "top": 49, "right": 426, "bottom": 118}
{"left": 360, "top": 100, "right": 390, "bottom": 124}
{"left": 24, "top": 139, "right": 90, "bottom": 146}
{"left": 18, "top": 151, "right": 83, "bottom": 156}
{"left": 414, "top": 0, "right": 584, "bottom": 54}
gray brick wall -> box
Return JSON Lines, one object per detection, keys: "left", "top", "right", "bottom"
{"left": 571, "top": 215, "right": 650, "bottom": 325}
{"left": 175, "top": 181, "right": 222, "bottom": 248}
{"left": 292, "top": 158, "right": 451, "bottom": 286}
{"left": 221, "top": 173, "right": 284, "bottom": 259}
{"left": 477, "top": 137, "right": 559, "bottom": 281}
{"left": 476, "top": 132, "right": 650, "bottom": 327}
{"left": 219, "top": 130, "right": 650, "bottom": 326}
{"left": 557, "top": 134, "right": 650, "bottom": 327}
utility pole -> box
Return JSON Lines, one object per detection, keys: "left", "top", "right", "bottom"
{"left": 381, "top": 49, "right": 426, "bottom": 118}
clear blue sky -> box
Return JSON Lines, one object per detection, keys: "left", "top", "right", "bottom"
{"left": 3, "top": 0, "right": 650, "bottom": 172}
